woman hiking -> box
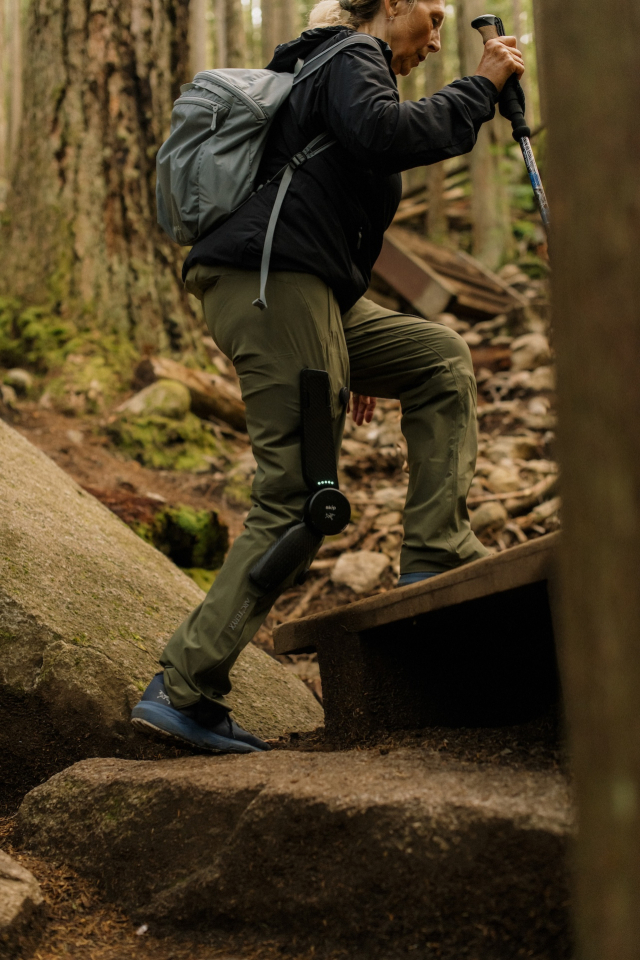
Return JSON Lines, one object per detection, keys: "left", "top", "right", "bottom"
{"left": 132, "top": 0, "right": 525, "bottom": 753}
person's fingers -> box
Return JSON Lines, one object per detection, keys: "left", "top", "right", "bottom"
{"left": 363, "top": 397, "right": 377, "bottom": 424}
{"left": 500, "top": 35, "right": 518, "bottom": 48}
{"left": 350, "top": 394, "right": 377, "bottom": 426}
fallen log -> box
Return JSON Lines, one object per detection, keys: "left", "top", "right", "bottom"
{"left": 134, "top": 356, "right": 246, "bottom": 432}
{"left": 373, "top": 226, "right": 526, "bottom": 319}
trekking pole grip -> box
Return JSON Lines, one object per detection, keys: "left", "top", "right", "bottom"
{"left": 471, "top": 13, "right": 530, "bottom": 143}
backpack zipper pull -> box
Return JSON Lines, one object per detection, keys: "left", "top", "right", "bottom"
{"left": 357, "top": 227, "right": 362, "bottom": 250}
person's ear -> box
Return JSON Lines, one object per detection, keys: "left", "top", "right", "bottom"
{"left": 384, "top": 0, "right": 399, "bottom": 19}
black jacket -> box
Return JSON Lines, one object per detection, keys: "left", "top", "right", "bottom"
{"left": 184, "top": 27, "right": 497, "bottom": 313}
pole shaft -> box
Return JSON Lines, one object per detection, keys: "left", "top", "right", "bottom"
{"left": 519, "top": 135, "right": 550, "bottom": 232}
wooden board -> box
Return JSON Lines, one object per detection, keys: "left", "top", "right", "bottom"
{"left": 373, "top": 226, "right": 525, "bottom": 319}
{"left": 274, "top": 533, "right": 558, "bottom": 655}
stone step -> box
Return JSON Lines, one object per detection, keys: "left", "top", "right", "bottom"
{"left": 275, "top": 534, "right": 559, "bottom": 738}
{"left": 18, "top": 751, "right": 572, "bottom": 959}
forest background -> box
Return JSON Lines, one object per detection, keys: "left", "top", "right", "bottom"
{"left": 0, "top": 0, "right": 545, "bottom": 367}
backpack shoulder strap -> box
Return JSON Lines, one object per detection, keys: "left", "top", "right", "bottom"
{"left": 252, "top": 34, "right": 383, "bottom": 310}
{"left": 292, "top": 33, "right": 383, "bottom": 87}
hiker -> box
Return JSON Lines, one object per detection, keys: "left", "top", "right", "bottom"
{"left": 132, "top": 0, "right": 524, "bottom": 752}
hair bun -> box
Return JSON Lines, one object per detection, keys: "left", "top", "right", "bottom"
{"left": 339, "top": 0, "right": 353, "bottom": 8}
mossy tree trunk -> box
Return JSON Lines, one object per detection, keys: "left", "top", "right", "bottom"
{"left": 0, "top": 0, "right": 205, "bottom": 356}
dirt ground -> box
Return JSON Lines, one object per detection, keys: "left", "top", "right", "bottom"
{"left": 2, "top": 706, "right": 565, "bottom": 960}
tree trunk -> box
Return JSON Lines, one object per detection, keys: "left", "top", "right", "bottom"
{"left": 511, "top": 0, "right": 534, "bottom": 129}
{"left": 0, "top": 0, "right": 203, "bottom": 356}
{"left": 539, "top": 1, "right": 640, "bottom": 958}
{"left": 225, "top": 0, "right": 247, "bottom": 67}
{"left": 189, "top": 0, "right": 209, "bottom": 75}
{"left": 530, "top": 0, "right": 546, "bottom": 125}
{"left": 0, "top": 0, "right": 6, "bottom": 185}
{"left": 423, "top": 37, "right": 447, "bottom": 243}
{"left": 456, "top": 0, "right": 509, "bottom": 267}
{"left": 261, "top": 0, "right": 298, "bottom": 65}
{"left": 8, "top": 0, "right": 22, "bottom": 162}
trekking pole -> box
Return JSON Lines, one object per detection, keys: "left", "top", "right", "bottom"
{"left": 471, "top": 14, "right": 550, "bottom": 234}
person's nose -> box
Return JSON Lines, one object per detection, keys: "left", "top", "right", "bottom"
{"left": 427, "top": 33, "right": 441, "bottom": 54}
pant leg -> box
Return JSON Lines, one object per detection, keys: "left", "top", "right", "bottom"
{"left": 342, "top": 297, "right": 489, "bottom": 575}
{"left": 161, "top": 266, "right": 349, "bottom": 710}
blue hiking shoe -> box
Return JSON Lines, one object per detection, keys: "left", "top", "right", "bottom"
{"left": 397, "top": 571, "right": 441, "bottom": 587}
{"left": 131, "top": 672, "right": 271, "bottom": 754}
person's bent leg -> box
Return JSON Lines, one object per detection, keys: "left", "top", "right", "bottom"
{"left": 160, "top": 267, "right": 349, "bottom": 712}
{"left": 343, "top": 298, "right": 489, "bottom": 576}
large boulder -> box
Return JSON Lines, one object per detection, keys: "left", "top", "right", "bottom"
{"left": 0, "top": 419, "right": 323, "bottom": 805}
{"left": 18, "top": 751, "right": 573, "bottom": 958}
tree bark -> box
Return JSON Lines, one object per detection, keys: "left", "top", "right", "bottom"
{"left": 189, "top": 0, "right": 209, "bottom": 75}
{"left": 0, "top": 0, "right": 203, "bottom": 355}
{"left": 456, "top": 0, "right": 509, "bottom": 267}
{"left": 261, "top": 0, "right": 298, "bottom": 65}
{"left": 539, "top": 1, "right": 640, "bottom": 957}
{"left": 423, "top": 37, "right": 447, "bottom": 243}
{"left": 9, "top": 0, "right": 22, "bottom": 161}
{"left": 225, "top": 0, "right": 247, "bottom": 67}
{"left": 511, "top": 0, "right": 534, "bottom": 129}
{"left": 0, "top": 0, "right": 6, "bottom": 185}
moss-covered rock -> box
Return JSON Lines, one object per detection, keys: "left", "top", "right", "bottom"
{"left": 137, "top": 505, "right": 228, "bottom": 570}
{"left": 0, "top": 419, "right": 324, "bottom": 807}
{"left": 105, "top": 379, "right": 231, "bottom": 471}
{"left": 107, "top": 411, "right": 224, "bottom": 471}
{"left": 83, "top": 486, "right": 229, "bottom": 572}
{"left": 117, "top": 380, "right": 191, "bottom": 419}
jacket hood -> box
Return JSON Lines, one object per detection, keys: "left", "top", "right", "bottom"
{"left": 266, "top": 26, "right": 392, "bottom": 74}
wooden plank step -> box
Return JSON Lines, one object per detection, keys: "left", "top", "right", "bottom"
{"left": 274, "top": 534, "right": 559, "bottom": 738}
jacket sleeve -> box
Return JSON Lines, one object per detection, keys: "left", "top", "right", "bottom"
{"left": 320, "top": 44, "right": 497, "bottom": 174}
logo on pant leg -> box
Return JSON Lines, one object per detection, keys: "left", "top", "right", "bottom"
{"left": 229, "top": 598, "right": 251, "bottom": 631}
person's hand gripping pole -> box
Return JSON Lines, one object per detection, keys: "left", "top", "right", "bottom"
{"left": 472, "top": 14, "right": 550, "bottom": 234}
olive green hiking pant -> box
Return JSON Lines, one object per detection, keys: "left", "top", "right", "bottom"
{"left": 161, "top": 265, "right": 488, "bottom": 711}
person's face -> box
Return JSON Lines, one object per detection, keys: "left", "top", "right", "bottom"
{"left": 386, "top": 0, "right": 445, "bottom": 76}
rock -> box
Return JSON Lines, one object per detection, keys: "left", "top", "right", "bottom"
{"left": 134, "top": 356, "right": 246, "bottom": 432}
{"left": 3, "top": 368, "right": 34, "bottom": 394}
{"left": 0, "top": 383, "right": 17, "bottom": 407}
{"left": 0, "top": 419, "right": 323, "bottom": 804}
{"left": 107, "top": 381, "right": 227, "bottom": 472}
{"left": 372, "top": 485, "right": 407, "bottom": 511}
{"left": 528, "top": 365, "right": 556, "bottom": 391}
{"left": 65, "top": 429, "right": 84, "bottom": 446}
{"left": 331, "top": 550, "right": 390, "bottom": 593}
{"left": 470, "top": 500, "right": 508, "bottom": 535}
{"left": 433, "top": 312, "right": 470, "bottom": 332}
{"left": 0, "top": 849, "right": 43, "bottom": 954}
{"left": 17, "top": 752, "right": 572, "bottom": 956}
{"left": 461, "top": 329, "right": 483, "bottom": 347}
{"left": 510, "top": 333, "right": 552, "bottom": 372}
{"left": 485, "top": 465, "right": 522, "bottom": 493}
{"left": 116, "top": 379, "right": 191, "bottom": 419}
{"left": 486, "top": 436, "right": 539, "bottom": 463}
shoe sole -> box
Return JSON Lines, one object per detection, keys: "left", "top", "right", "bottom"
{"left": 131, "top": 702, "right": 261, "bottom": 754}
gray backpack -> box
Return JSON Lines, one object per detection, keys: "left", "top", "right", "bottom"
{"left": 156, "top": 32, "right": 380, "bottom": 308}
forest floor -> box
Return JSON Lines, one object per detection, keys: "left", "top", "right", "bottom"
{"left": 1, "top": 268, "right": 562, "bottom": 958}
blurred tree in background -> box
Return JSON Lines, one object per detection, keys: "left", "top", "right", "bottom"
{"left": 0, "top": 0, "right": 544, "bottom": 352}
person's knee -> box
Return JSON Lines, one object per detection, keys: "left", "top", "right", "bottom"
{"left": 438, "top": 327, "right": 474, "bottom": 377}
